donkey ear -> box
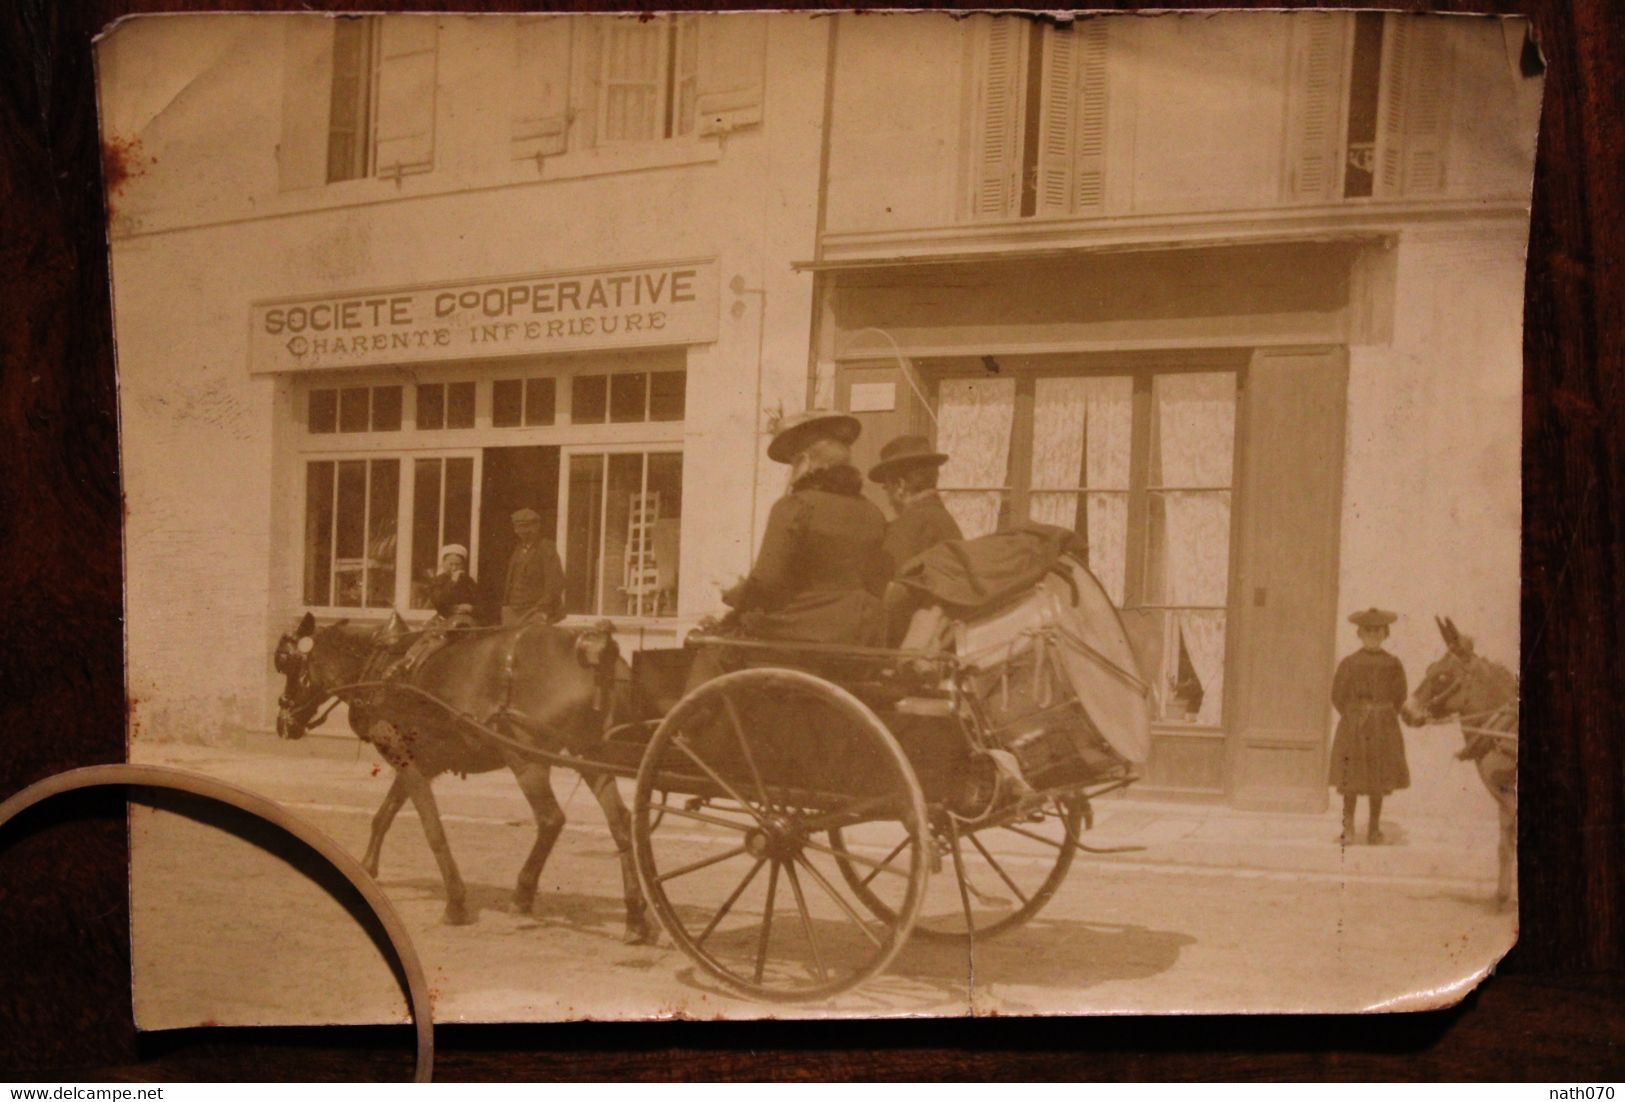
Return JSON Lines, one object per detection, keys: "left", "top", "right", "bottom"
{"left": 1435, "top": 615, "right": 1452, "bottom": 644}
{"left": 297, "top": 612, "right": 316, "bottom": 636}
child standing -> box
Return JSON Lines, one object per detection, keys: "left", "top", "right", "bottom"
{"left": 1329, "top": 608, "right": 1410, "bottom": 844}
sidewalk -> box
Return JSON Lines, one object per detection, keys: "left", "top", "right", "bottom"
{"left": 132, "top": 730, "right": 1506, "bottom": 891}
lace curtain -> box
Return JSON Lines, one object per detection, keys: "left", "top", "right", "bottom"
{"left": 1150, "top": 373, "right": 1236, "bottom": 726}
{"left": 1029, "top": 375, "right": 1132, "bottom": 605}
{"left": 937, "top": 377, "right": 1016, "bottom": 537}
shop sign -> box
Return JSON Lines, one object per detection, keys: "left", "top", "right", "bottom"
{"left": 250, "top": 259, "right": 718, "bottom": 373}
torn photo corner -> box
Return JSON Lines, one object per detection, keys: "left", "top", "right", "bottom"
{"left": 100, "top": 9, "right": 1538, "bottom": 1026}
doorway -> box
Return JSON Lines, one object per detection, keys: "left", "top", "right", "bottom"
{"left": 478, "top": 446, "right": 560, "bottom": 620}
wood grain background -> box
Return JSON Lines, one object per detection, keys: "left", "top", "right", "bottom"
{"left": 1, "top": 0, "right": 1620, "bottom": 1081}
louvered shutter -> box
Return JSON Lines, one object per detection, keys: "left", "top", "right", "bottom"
{"left": 513, "top": 17, "right": 574, "bottom": 159}
{"left": 373, "top": 17, "right": 438, "bottom": 178}
{"left": 1074, "top": 20, "right": 1109, "bottom": 212}
{"left": 600, "top": 19, "right": 663, "bottom": 143}
{"left": 279, "top": 18, "right": 337, "bottom": 190}
{"left": 1374, "top": 15, "right": 1453, "bottom": 196}
{"left": 970, "top": 17, "right": 1025, "bottom": 220}
{"left": 1034, "top": 25, "right": 1076, "bottom": 215}
{"left": 1285, "top": 12, "right": 1349, "bottom": 201}
{"left": 695, "top": 14, "right": 764, "bottom": 137}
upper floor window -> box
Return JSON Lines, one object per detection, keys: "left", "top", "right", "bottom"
{"left": 327, "top": 16, "right": 439, "bottom": 183}
{"left": 510, "top": 15, "right": 765, "bottom": 162}
{"left": 967, "top": 17, "right": 1108, "bottom": 221}
{"left": 1286, "top": 12, "right": 1453, "bottom": 201}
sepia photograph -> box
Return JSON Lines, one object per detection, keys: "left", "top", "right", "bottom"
{"left": 99, "top": 9, "right": 1540, "bottom": 1027}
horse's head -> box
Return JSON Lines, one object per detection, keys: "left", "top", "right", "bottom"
{"left": 1402, "top": 616, "right": 1511, "bottom": 727}
{"left": 274, "top": 612, "right": 369, "bottom": 739}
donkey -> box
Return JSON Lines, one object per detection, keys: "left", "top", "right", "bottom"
{"left": 273, "top": 612, "right": 655, "bottom": 942}
{"left": 1400, "top": 616, "right": 1518, "bottom": 908}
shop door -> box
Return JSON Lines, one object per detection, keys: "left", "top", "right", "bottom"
{"left": 1228, "top": 348, "right": 1347, "bottom": 810}
{"left": 478, "top": 446, "right": 560, "bottom": 621}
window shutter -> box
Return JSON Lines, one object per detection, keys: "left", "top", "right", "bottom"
{"left": 373, "top": 16, "right": 438, "bottom": 179}
{"left": 600, "top": 20, "right": 663, "bottom": 143}
{"left": 1387, "top": 16, "right": 1453, "bottom": 195}
{"left": 512, "top": 17, "right": 574, "bottom": 159}
{"left": 278, "top": 18, "right": 337, "bottom": 190}
{"left": 695, "top": 15, "right": 765, "bottom": 137}
{"left": 1034, "top": 24, "right": 1077, "bottom": 216}
{"left": 970, "top": 17, "right": 1025, "bottom": 220}
{"left": 1074, "top": 20, "right": 1109, "bottom": 212}
{"left": 1284, "top": 12, "right": 1349, "bottom": 201}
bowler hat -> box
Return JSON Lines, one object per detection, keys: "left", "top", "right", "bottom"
{"left": 767, "top": 411, "right": 861, "bottom": 464}
{"left": 868, "top": 434, "right": 950, "bottom": 483}
{"left": 1349, "top": 607, "right": 1398, "bottom": 628}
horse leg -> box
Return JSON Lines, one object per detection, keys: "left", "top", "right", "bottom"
{"left": 509, "top": 761, "right": 566, "bottom": 916}
{"left": 397, "top": 761, "right": 473, "bottom": 926}
{"left": 585, "top": 771, "right": 657, "bottom": 946}
{"left": 1496, "top": 790, "right": 1516, "bottom": 909}
{"left": 361, "top": 771, "right": 409, "bottom": 878}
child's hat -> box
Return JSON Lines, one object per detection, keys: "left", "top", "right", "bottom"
{"left": 1349, "top": 607, "right": 1398, "bottom": 628}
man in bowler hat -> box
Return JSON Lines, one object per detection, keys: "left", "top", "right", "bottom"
{"left": 503, "top": 507, "right": 566, "bottom": 625}
{"left": 869, "top": 434, "right": 963, "bottom": 573}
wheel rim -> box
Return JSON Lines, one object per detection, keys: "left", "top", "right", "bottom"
{"left": 831, "top": 796, "right": 1082, "bottom": 942}
{"left": 633, "top": 667, "right": 929, "bottom": 1002}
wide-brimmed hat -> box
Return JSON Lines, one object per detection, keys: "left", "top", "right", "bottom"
{"left": 767, "top": 411, "right": 861, "bottom": 464}
{"left": 868, "top": 434, "right": 950, "bottom": 483}
{"left": 1349, "top": 608, "right": 1398, "bottom": 628}
{"left": 439, "top": 543, "right": 468, "bottom": 562}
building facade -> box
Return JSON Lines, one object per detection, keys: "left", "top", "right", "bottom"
{"left": 107, "top": 12, "right": 1536, "bottom": 812}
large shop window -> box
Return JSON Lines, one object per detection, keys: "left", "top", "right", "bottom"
{"left": 297, "top": 365, "right": 685, "bottom": 620}
{"left": 510, "top": 15, "right": 766, "bottom": 160}
{"left": 325, "top": 17, "right": 439, "bottom": 183}
{"left": 564, "top": 451, "right": 683, "bottom": 619}
{"left": 935, "top": 368, "right": 1237, "bottom": 728}
{"left": 968, "top": 17, "right": 1108, "bottom": 221}
{"left": 1285, "top": 12, "right": 1453, "bottom": 200}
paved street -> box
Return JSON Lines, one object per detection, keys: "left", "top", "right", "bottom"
{"left": 128, "top": 738, "right": 1516, "bottom": 1028}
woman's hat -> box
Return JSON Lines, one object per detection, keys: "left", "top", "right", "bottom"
{"left": 440, "top": 543, "right": 469, "bottom": 562}
{"left": 1349, "top": 607, "right": 1398, "bottom": 628}
{"left": 767, "top": 410, "right": 861, "bottom": 464}
{"left": 868, "top": 434, "right": 950, "bottom": 483}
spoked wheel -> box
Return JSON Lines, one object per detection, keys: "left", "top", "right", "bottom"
{"left": 632, "top": 667, "right": 929, "bottom": 1002}
{"left": 830, "top": 795, "right": 1084, "bottom": 943}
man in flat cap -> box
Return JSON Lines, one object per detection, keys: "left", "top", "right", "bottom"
{"left": 502, "top": 507, "right": 566, "bottom": 625}
{"left": 720, "top": 410, "right": 889, "bottom": 645}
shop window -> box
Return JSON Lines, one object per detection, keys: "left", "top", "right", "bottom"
{"left": 564, "top": 450, "right": 682, "bottom": 618}
{"left": 1286, "top": 12, "right": 1452, "bottom": 201}
{"left": 967, "top": 17, "right": 1108, "bottom": 221}
{"left": 308, "top": 385, "right": 402, "bottom": 434}
{"left": 303, "top": 458, "right": 400, "bottom": 609}
{"left": 415, "top": 382, "right": 475, "bottom": 430}
{"left": 570, "top": 370, "right": 685, "bottom": 424}
{"left": 934, "top": 367, "right": 1236, "bottom": 727}
{"left": 492, "top": 377, "right": 557, "bottom": 427}
{"left": 327, "top": 16, "right": 439, "bottom": 183}
{"left": 408, "top": 456, "right": 475, "bottom": 610}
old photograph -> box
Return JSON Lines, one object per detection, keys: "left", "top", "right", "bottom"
{"left": 101, "top": 10, "right": 1539, "bottom": 1024}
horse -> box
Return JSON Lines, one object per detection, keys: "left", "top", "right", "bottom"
{"left": 273, "top": 611, "right": 656, "bottom": 942}
{"left": 1400, "top": 616, "right": 1518, "bottom": 908}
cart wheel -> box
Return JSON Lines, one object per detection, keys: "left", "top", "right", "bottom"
{"left": 632, "top": 667, "right": 929, "bottom": 1002}
{"left": 831, "top": 796, "right": 1083, "bottom": 942}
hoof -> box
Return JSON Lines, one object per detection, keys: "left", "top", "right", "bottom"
{"left": 509, "top": 893, "right": 536, "bottom": 916}
{"left": 361, "top": 860, "right": 380, "bottom": 879}
{"left": 442, "top": 903, "right": 476, "bottom": 926}
{"left": 624, "top": 922, "right": 660, "bottom": 946}
{"left": 1367, "top": 829, "right": 1385, "bottom": 846}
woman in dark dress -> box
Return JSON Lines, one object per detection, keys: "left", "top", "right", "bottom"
{"left": 426, "top": 543, "right": 479, "bottom": 625}
{"left": 1329, "top": 607, "right": 1410, "bottom": 844}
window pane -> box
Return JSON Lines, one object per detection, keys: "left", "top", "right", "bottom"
{"left": 446, "top": 381, "right": 475, "bottom": 428}
{"left": 416, "top": 384, "right": 444, "bottom": 430}
{"left": 372, "top": 386, "right": 402, "bottom": 431}
{"left": 566, "top": 455, "right": 605, "bottom": 614}
{"left": 304, "top": 462, "right": 334, "bottom": 605}
{"left": 308, "top": 389, "right": 337, "bottom": 434}
{"left": 366, "top": 459, "right": 399, "bottom": 608}
{"left": 524, "top": 377, "right": 557, "bottom": 426}
{"left": 492, "top": 379, "right": 523, "bottom": 427}
{"left": 1144, "top": 490, "right": 1231, "bottom": 607}
{"left": 1148, "top": 609, "right": 1227, "bottom": 727}
{"left": 610, "top": 372, "right": 647, "bottom": 423}
{"left": 645, "top": 453, "right": 682, "bottom": 616}
{"left": 649, "top": 370, "right": 685, "bottom": 421}
{"left": 444, "top": 457, "right": 474, "bottom": 549}
{"left": 338, "top": 387, "right": 370, "bottom": 433}
{"left": 602, "top": 454, "right": 646, "bottom": 616}
{"left": 572, "top": 375, "right": 607, "bottom": 423}
{"left": 333, "top": 460, "right": 368, "bottom": 606}
{"left": 1149, "top": 372, "right": 1236, "bottom": 489}
{"left": 410, "top": 459, "right": 443, "bottom": 610}
{"left": 936, "top": 376, "right": 1016, "bottom": 538}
